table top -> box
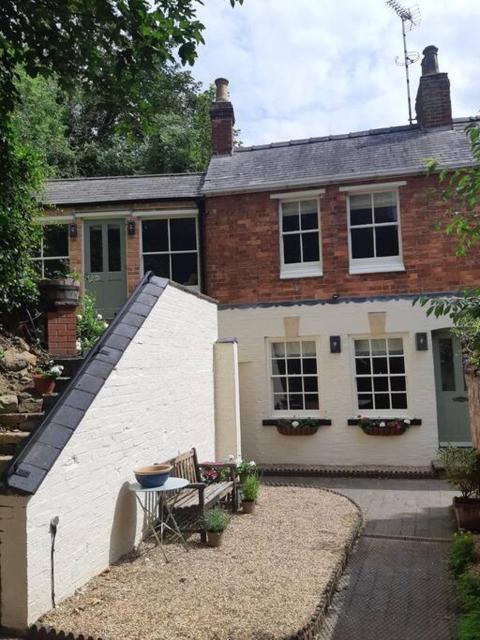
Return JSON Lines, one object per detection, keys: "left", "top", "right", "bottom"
{"left": 129, "top": 476, "right": 190, "bottom": 493}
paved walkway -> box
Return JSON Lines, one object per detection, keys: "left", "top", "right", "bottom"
{"left": 272, "top": 477, "right": 458, "bottom": 640}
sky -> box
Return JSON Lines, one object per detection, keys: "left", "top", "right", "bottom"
{"left": 191, "top": 0, "right": 480, "bottom": 146}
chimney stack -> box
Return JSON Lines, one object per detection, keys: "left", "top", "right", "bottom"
{"left": 210, "top": 78, "right": 235, "bottom": 155}
{"left": 415, "top": 45, "right": 452, "bottom": 129}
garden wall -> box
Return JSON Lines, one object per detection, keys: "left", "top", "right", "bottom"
{"left": 467, "top": 374, "right": 480, "bottom": 449}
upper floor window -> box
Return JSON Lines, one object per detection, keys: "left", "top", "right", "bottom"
{"left": 141, "top": 216, "right": 199, "bottom": 288}
{"left": 354, "top": 337, "right": 407, "bottom": 412}
{"left": 271, "top": 340, "right": 319, "bottom": 412}
{"left": 33, "top": 224, "right": 69, "bottom": 278}
{"left": 347, "top": 189, "right": 404, "bottom": 274}
{"left": 279, "top": 198, "right": 322, "bottom": 278}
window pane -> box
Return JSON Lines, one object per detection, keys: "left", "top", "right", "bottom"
{"left": 355, "top": 340, "right": 370, "bottom": 356}
{"left": 358, "top": 394, "right": 373, "bottom": 409}
{"left": 272, "top": 343, "right": 285, "bottom": 357}
{"left": 302, "top": 341, "right": 316, "bottom": 356}
{"left": 305, "top": 394, "right": 319, "bottom": 410}
{"left": 389, "top": 358, "right": 405, "bottom": 374}
{"left": 373, "top": 377, "right": 389, "bottom": 392}
{"left": 303, "top": 358, "right": 317, "bottom": 374}
{"left": 43, "top": 225, "right": 68, "bottom": 257}
{"left": 390, "top": 377, "right": 406, "bottom": 391}
{"left": 273, "top": 377, "right": 287, "bottom": 393}
{"left": 282, "top": 202, "right": 299, "bottom": 231}
{"left": 302, "top": 232, "right": 320, "bottom": 262}
{"left": 301, "top": 213, "right": 318, "bottom": 231}
{"left": 374, "top": 394, "right": 390, "bottom": 409}
{"left": 288, "top": 377, "right": 303, "bottom": 393}
{"left": 300, "top": 200, "right": 317, "bottom": 215}
{"left": 371, "top": 339, "right": 387, "bottom": 355}
{"left": 286, "top": 342, "right": 301, "bottom": 356}
{"left": 142, "top": 219, "right": 168, "bottom": 252}
{"left": 350, "top": 194, "right": 372, "bottom": 226}
{"left": 439, "top": 338, "right": 455, "bottom": 391}
{"left": 272, "top": 359, "right": 286, "bottom": 375}
{"left": 289, "top": 394, "right": 304, "bottom": 410}
{"left": 375, "top": 226, "right": 399, "bottom": 257}
{"left": 274, "top": 394, "right": 288, "bottom": 410}
{"left": 170, "top": 218, "right": 197, "bottom": 251}
{"left": 355, "top": 358, "right": 371, "bottom": 375}
{"left": 44, "top": 258, "right": 69, "bottom": 278}
{"left": 283, "top": 234, "right": 301, "bottom": 264}
{"left": 287, "top": 359, "right": 301, "bottom": 375}
{"left": 171, "top": 253, "right": 198, "bottom": 286}
{"left": 374, "top": 192, "right": 397, "bottom": 223}
{"left": 356, "top": 378, "right": 372, "bottom": 392}
{"left": 143, "top": 254, "right": 169, "bottom": 278}
{"left": 351, "top": 228, "right": 374, "bottom": 259}
{"left": 89, "top": 225, "right": 103, "bottom": 272}
{"left": 391, "top": 393, "right": 407, "bottom": 409}
{"left": 388, "top": 338, "right": 404, "bottom": 355}
{"left": 304, "top": 377, "right": 318, "bottom": 393}
{"left": 108, "top": 226, "right": 121, "bottom": 272}
{"left": 373, "top": 358, "right": 388, "bottom": 374}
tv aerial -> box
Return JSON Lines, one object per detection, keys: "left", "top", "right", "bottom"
{"left": 386, "top": 1, "right": 421, "bottom": 125}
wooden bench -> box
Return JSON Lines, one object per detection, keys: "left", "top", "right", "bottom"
{"left": 163, "top": 448, "right": 238, "bottom": 542}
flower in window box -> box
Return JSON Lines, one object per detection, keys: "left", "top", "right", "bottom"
{"left": 379, "top": 421, "right": 386, "bottom": 428}
{"left": 404, "top": 419, "right": 411, "bottom": 425}
{"left": 291, "top": 420, "right": 300, "bottom": 428}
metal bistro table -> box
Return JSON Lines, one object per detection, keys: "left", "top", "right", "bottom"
{"left": 129, "top": 476, "right": 190, "bottom": 562}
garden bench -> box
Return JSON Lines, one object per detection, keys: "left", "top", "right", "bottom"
{"left": 162, "top": 448, "right": 238, "bottom": 542}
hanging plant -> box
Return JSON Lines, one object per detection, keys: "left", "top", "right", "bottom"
{"left": 276, "top": 418, "right": 320, "bottom": 436}
{"left": 357, "top": 416, "right": 412, "bottom": 436}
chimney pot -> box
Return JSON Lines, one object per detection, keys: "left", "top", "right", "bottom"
{"left": 215, "top": 78, "right": 229, "bottom": 102}
{"left": 421, "top": 45, "right": 439, "bottom": 76}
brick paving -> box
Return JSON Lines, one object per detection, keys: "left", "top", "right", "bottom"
{"left": 271, "top": 477, "right": 458, "bottom": 640}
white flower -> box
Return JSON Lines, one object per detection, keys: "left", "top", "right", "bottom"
{"left": 379, "top": 421, "right": 386, "bottom": 428}
{"left": 249, "top": 460, "right": 256, "bottom": 467}
{"left": 291, "top": 420, "right": 299, "bottom": 428}
{"left": 50, "top": 365, "right": 63, "bottom": 376}
{"left": 76, "top": 314, "right": 83, "bottom": 321}
{"left": 228, "top": 454, "right": 235, "bottom": 461}
{"left": 76, "top": 340, "right": 82, "bottom": 351}
{"left": 97, "top": 313, "right": 103, "bottom": 320}
{"left": 404, "top": 419, "right": 411, "bottom": 425}
{"left": 103, "top": 321, "right": 108, "bottom": 329}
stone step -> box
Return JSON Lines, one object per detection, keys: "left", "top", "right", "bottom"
{"left": 0, "top": 413, "right": 44, "bottom": 432}
{"left": 55, "top": 356, "right": 85, "bottom": 378}
{"left": 54, "top": 376, "right": 71, "bottom": 393}
{"left": 0, "top": 431, "right": 30, "bottom": 455}
{"left": 42, "top": 393, "right": 60, "bottom": 415}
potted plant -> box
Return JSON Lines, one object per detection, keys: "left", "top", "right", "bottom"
{"left": 241, "top": 474, "right": 261, "bottom": 514}
{"left": 203, "top": 507, "right": 230, "bottom": 547}
{"left": 276, "top": 418, "right": 319, "bottom": 435}
{"left": 236, "top": 458, "right": 257, "bottom": 484}
{"left": 38, "top": 269, "right": 81, "bottom": 309}
{"left": 439, "top": 446, "right": 480, "bottom": 531}
{"left": 33, "top": 361, "right": 64, "bottom": 395}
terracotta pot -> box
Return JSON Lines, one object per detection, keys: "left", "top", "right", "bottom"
{"left": 242, "top": 500, "right": 255, "bottom": 514}
{"left": 276, "top": 425, "right": 319, "bottom": 436}
{"left": 453, "top": 497, "right": 480, "bottom": 531}
{"left": 206, "top": 531, "right": 224, "bottom": 547}
{"left": 33, "top": 374, "right": 56, "bottom": 396}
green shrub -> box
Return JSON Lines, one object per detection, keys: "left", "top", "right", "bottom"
{"left": 242, "top": 474, "right": 260, "bottom": 502}
{"left": 459, "top": 609, "right": 480, "bottom": 640}
{"left": 450, "top": 532, "right": 475, "bottom": 577}
{"left": 76, "top": 292, "right": 108, "bottom": 352}
{"left": 458, "top": 571, "right": 480, "bottom": 610}
{"left": 203, "top": 507, "right": 229, "bottom": 533}
{"left": 438, "top": 446, "right": 480, "bottom": 498}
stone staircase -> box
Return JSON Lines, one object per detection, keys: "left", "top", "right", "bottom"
{"left": 0, "top": 357, "right": 84, "bottom": 481}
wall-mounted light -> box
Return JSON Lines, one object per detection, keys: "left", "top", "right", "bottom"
{"left": 68, "top": 223, "right": 78, "bottom": 238}
{"left": 415, "top": 332, "right": 428, "bottom": 351}
{"left": 330, "top": 336, "right": 341, "bottom": 353}
{"left": 127, "top": 220, "right": 136, "bottom": 236}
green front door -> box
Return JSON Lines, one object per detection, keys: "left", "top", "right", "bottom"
{"left": 84, "top": 219, "right": 126, "bottom": 319}
{"left": 433, "top": 329, "right": 471, "bottom": 445}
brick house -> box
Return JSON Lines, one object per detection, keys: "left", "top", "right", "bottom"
{"left": 40, "top": 45, "right": 479, "bottom": 468}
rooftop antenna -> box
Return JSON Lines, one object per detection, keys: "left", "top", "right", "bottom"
{"left": 386, "top": 1, "right": 421, "bottom": 124}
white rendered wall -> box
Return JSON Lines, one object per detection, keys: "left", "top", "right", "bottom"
{"left": 219, "top": 298, "right": 453, "bottom": 468}
{"left": 214, "top": 340, "right": 242, "bottom": 460}
{"left": 21, "top": 284, "right": 217, "bottom": 626}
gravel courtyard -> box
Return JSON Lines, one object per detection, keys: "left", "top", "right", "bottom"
{"left": 40, "top": 485, "right": 360, "bottom": 640}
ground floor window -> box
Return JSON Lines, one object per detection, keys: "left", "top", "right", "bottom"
{"left": 32, "top": 224, "right": 69, "bottom": 278}
{"left": 354, "top": 337, "right": 407, "bottom": 410}
{"left": 271, "top": 340, "right": 319, "bottom": 411}
{"left": 141, "top": 217, "right": 199, "bottom": 287}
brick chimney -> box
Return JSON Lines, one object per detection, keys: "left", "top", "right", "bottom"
{"left": 415, "top": 45, "right": 452, "bottom": 129}
{"left": 210, "top": 78, "right": 235, "bottom": 155}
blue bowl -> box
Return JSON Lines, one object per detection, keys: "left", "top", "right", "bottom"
{"left": 134, "top": 465, "right": 171, "bottom": 488}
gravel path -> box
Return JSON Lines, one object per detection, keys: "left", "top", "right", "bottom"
{"left": 40, "top": 485, "right": 359, "bottom": 640}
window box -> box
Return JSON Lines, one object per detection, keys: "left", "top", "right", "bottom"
{"left": 348, "top": 417, "right": 421, "bottom": 436}
{"left": 263, "top": 417, "right": 332, "bottom": 435}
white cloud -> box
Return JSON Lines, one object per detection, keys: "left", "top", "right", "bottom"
{"left": 191, "top": 0, "right": 480, "bottom": 145}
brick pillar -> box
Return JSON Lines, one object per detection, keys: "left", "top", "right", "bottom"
{"left": 467, "top": 374, "right": 480, "bottom": 449}
{"left": 210, "top": 78, "right": 235, "bottom": 156}
{"left": 46, "top": 304, "right": 78, "bottom": 357}
{"left": 68, "top": 219, "right": 84, "bottom": 293}
{"left": 126, "top": 217, "right": 141, "bottom": 295}
{"left": 415, "top": 46, "right": 452, "bottom": 129}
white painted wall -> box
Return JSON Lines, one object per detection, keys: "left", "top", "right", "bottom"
{"left": 214, "top": 340, "right": 242, "bottom": 460}
{"left": 14, "top": 284, "right": 217, "bottom": 628}
{"left": 219, "top": 298, "right": 453, "bottom": 468}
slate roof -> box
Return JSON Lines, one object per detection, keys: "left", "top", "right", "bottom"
{"left": 5, "top": 273, "right": 170, "bottom": 494}
{"left": 203, "top": 118, "right": 479, "bottom": 195}
{"left": 43, "top": 172, "right": 205, "bottom": 205}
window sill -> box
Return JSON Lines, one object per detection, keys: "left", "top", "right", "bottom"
{"left": 263, "top": 418, "right": 332, "bottom": 426}
{"left": 349, "top": 263, "right": 405, "bottom": 275}
{"left": 280, "top": 266, "right": 323, "bottom": 279}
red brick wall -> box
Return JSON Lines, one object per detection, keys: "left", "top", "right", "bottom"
{"left": 46, "top": 306, "right": 77, "bottom": 357}
{"left": 126, "top": 217, "right": 140, "bottom": 295}
{"left": 204, "top": 175, "right": 480, "bottom": 304}
{"left": 415, "top": 73, "right": 452, "bottom": 129}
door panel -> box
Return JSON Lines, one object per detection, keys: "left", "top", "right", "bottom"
{"left": 433, "top": 329, "right": 471, "bottom": 444}
{"left": 84, "top": 220, "right": 126, "bottom": 319}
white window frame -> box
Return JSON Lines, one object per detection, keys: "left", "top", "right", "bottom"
{"left": 349, "top": 334, "right": 410, "bottom": 417}
{"left": 267, "top": 337, "right": 321, "bottom": 416}
{"left": 274, "top": 191, "right": 323, "bottom": 279}
{"left": 140, "top": 213, "right": 200, "bottom": 290}
{"left": 32, "top": 222, "right": 70, "bottom": 278}
{"left": 344, "top": 184, "right": 405, "bottom": 275}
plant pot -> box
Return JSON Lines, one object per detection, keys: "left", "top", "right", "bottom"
{"left": 276, "top": 425, "right": 319, "bottom": 435}
{"left": 33, "top": 374, "right": 56, "bottom": 396}
{"left": 453, "top": 497, "right": 480, "bottom": 531}
{"left": 134, "top": 464, "right": 172, "bottom": 488}
{"left": 38, "top": 278, "right": 80, "bottom": 310}
{"left": 361, "top": 425, "right": 406, "bottom": 436}
{"left": 242, "top": 500, "right": 255, "bottom": 514}
{"left": 206, "top": 531, "right": 224, "bottom": 547}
